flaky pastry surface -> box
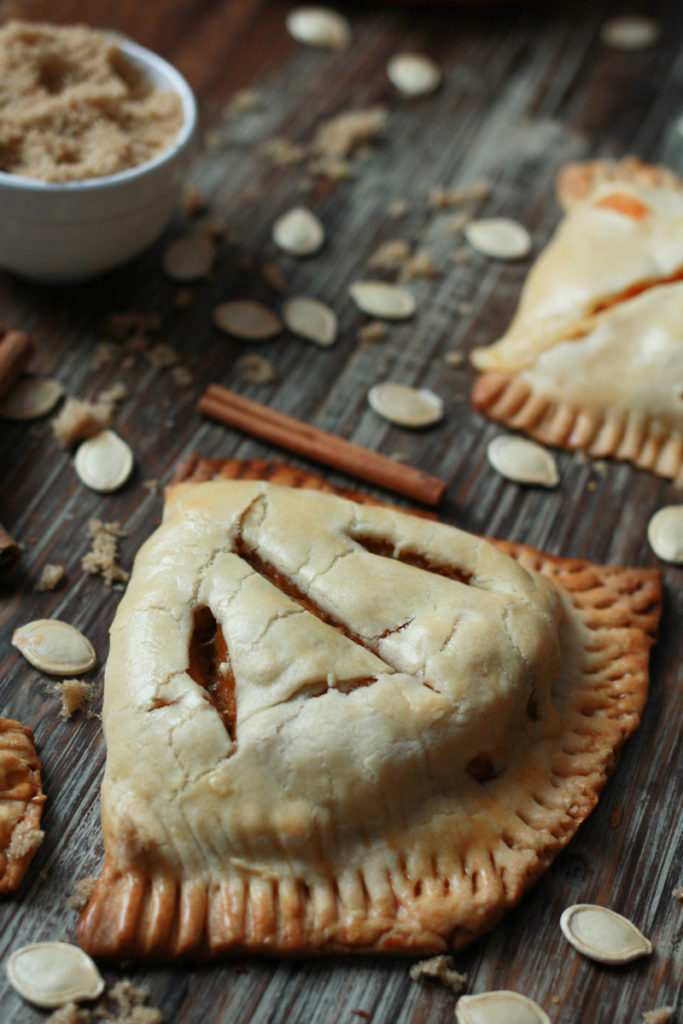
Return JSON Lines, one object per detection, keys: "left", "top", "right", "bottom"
{"left": 471, "top": 158, "right": 683, "bottom": 482}
{"left": 0, "top": 717, "right": 45, "bottom": 893}
{"left": 78, "top": 462, "right": 661, "bottom": 960}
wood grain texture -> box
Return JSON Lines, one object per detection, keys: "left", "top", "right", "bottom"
{"left": 0, "top": 0, "right": 681, "bottom": 1021}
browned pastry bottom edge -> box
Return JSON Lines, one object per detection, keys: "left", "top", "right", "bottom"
{"left": 0, "top": 717, "right": 45, "bottom": 894}
{"left": 77, "top": 457, "right": 662, "bottom": 960}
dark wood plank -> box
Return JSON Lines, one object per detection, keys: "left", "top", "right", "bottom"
{"left": 0, "top": 0, "right": 681, "bottom": 1021}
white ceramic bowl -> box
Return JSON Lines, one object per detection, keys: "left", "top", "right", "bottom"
{"left": 0, "top": 37, "right": 197, "bottom": 284}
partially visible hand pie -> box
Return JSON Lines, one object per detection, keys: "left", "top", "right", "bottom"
{"left": 78, "top": 459, "right": 661, "bottom": 960}
{"left": 0, "top": 717, "right": 45, "bottom": 893}
{"left": 471, "top": 157, "right": 683, "bottom": 483}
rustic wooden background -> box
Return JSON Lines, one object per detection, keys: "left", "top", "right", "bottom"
{"left": 0, "top": 0, "right": 681, "bottom": 1021}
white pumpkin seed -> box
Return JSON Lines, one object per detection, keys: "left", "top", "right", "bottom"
{"left": 560, "top": 904, "right": 653, "bottom": 964}
{"left": 465, "top": 218, "right": 532, "bottom": 260}
{"left": 235, "top": 354, "right": 279, "bottom": 384}
{"left": 162, "top": 232, "right": 216, "bottom": 281}
{"left": 487, "top": 435, "right": 559, "bottom": 487}
{"left": 286, "top": 6, "right": 351, "bottom": 49}
{"left": 272, "top": 207, "right": 325, "bottom": 256}
{"left": 368, "top": 382, "right": 443, "bottom": 428}
{"left": 349, "top": 280, "right": 416, "bottom": 320}
{"left": 12, "top": 619, "right": 97, "bottom": 676}
{"left": 0, "top": 376, "right": 64, "bottom": 420}
{"left": 74, "top": 430, "right": 134, "bottom": 493}
{"left": 647, "top": 506, "right": 683, "bottom": 564}
{"left": 456, "top": 991, "right": 551, "bottom": 1024}
{"left": 283, "top": 296, "right": 337, "bottom": 347}
{"left": 387, "top": 53, "right": 441, "bottom": 97}
{"left": 600, "top": 16, "right": 660, "bottom": 51}
{"left": 6, "top": 942, "right": 104, "bottom": 1009}
{"left": 213, "top": 301, "right": 282, "bottom": 341}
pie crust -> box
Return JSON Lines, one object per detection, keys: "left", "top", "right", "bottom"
{"left": 471, "top": 158, "right": 683, "bottom": 483}
{"left": 78, "top": 459, "right": 661, "bottom": 960}
{"left": 0, "top": 717, "right": 45, "bottom": 893}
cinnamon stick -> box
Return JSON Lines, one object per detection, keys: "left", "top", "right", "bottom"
{"left": 0, "top": 522, "right": 21, "bottom": 579}
{"left": 0, "top": 331, "right": 33, "bottom": 400}
{"left": 197, "top": 384, "right": 447, "bottom": 506}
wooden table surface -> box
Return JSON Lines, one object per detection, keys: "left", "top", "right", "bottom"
{"left": 0, "top": 0, "right": 681, "bottom": 1021}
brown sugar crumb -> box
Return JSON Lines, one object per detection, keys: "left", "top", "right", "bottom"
{"left": 311, "top": 106, "right": 388, "bottom": 160}
{"left": 182, "top": 185, "right": 206, "bottom": 217}
{"left": 306, "top": 154, "right": 353, "bottom": 181}
{"left": 429, "top": 181, "right": 490, "bottom": 210}
{"left": 367, "top": 239, "right": 411, "bottom": 272}
{"left": 171, "top": 365, "right": 193, "bottom": 386}
{"left": 388, "top": 198, "right": 409, "bottom": 220}
{"left": 82, "top": 519, "right": 129, "bottom": 588}
{"left": 46, "top": 980, "right": 162, "bottom": 1024}
{"left": 35, "top": 562, "right": 64, "bottom": 591}
{"left": 0, "top": 21, "right": 183, "bottom": 183}
{"left": 409, "top": 954, "right": 467, "bottom": 992}
{"left": 91, "top": 341, "right": 120, "bottom": 371}
{"left": 261, "top": 262, "right": 287, "bottom": 293}
{"left": 175, "top": 288, "right": 194, "bottom": 309}
{"left": 51, "top": 396, "right": 111, "bottom": 448}
{"left": 400, "top": 249, "right": 439, "bottom": 281}
{"left": 444, "top": 351, "right": 464, "bottom": 368}
{"left": 259, "top": 136, "right": 307, "bottom": 166}
{"left": 144, "top": 343, "right": 180, "bottom": 369}
{"left": 609, "top": 803, "right": 623, "bottom": 829}
{"left": 352, "top": 1012, "right": 371, "bottom": 1020}
{"left": 55, "top": 678, "right": 94, "bottom": 720}
{"left": 358, "top": 320, "right": 388, "bottom": 343}
{"left": 225, "top": 88, "right": 261, "bottom": 118}
{"left": 672, "top": 884, "right": 683, "bottom": 900}
{"left": 68, "top": 874, "right": 98, "bottom": 910}
{"left": 643, "top": 1009, "right": 675, "bottom": 1024}
{"left": 109, "top": 311, "right": 162, "bottom": 337}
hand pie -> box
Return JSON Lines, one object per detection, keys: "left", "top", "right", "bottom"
{"left": 0, "top": 717, "right": 45, "bottom": 893}
{"left": 471, "top": 158, "right": 683, "bottom": 483}
{"left": 78, "top": 459, "right": 661, "bottom": 960}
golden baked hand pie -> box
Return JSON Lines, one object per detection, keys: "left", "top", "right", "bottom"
{"left": 471, "top": 158, "right": 683, "bottom": 483}
{"left": 0, "top": 717, "right": 45, "bottom": 893}
{"left": 78, "top": 459, "right": 661, "bottom": 960}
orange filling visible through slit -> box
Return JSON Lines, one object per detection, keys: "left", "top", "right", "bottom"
{"left": 188, "top": 607, "right": 236, "bottom": 740}
{"left": 595, "top": 191, "right": 651, "bottom": 219}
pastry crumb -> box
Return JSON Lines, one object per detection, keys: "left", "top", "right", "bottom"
{"left": 409, "top": 954, "right": 467, "bottom": 991}
{"left": 35, "top": 563, "right": 64, "bottom": 591}
{"left": 225, "top": 88, "right": 261, "bottom": 118}
{"left": 171, "top": 365, "right": 193, "bottom": 386}
{"left": 46, "top": 979, "right": 162, "bottom": 1024}
{"left": 400, "top": 249, "right": 439, "bottom": 280}
{"left": 82, "top": 520, "right": 129, "bottom": 588}
{"left": 642, "top": 1008, "right": 675, "bottom": 1024}
{"left": 367, "top": 239, "right": 411, "bottom": 272}
{"left": 51, "top": 397, "right": 111, "bottom": 448}
{"left": 445, "top": 351, "right": 464, "bottom": 368}
{"left": 672, "top": 884, "right": 683, "bottom": 900}
{"left": 55, "top": 678, "right": 94, "bottom": 720}
{"left": 68, "top": 875, "right": 98, "bottom": 910}
{"left": 91, "top": 341, "right": 120, "bottom": 371}
{"left": 145, "top": 343, "right": 180, "bottom": 369}
{"left": 430, "top": 181, "right": 490, "bottom": 210}
{"left": 259, "top": 136, "right": 307, "bottom": 166}
{"left": 388, "top": 198, "right": 409, "bottom": 220}
{"left": 311, "top": 107, "right": 388, "bottom": 160}
{"left": 142, "top": 478, "right": 160, "bottom": 493}
{"left": 358, "top": 320, "right": 388, "bottom": 343}
{"left": 109, "top": 311, "right": 161, "bottom": 337}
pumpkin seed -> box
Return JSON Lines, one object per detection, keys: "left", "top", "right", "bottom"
{"left": 74, "top": 430, "right": 134, "bottom": 493}
{"left": 387, "top": 53, "right": 441, "bottom": 97}
{"left": 560, "top": 904, "right": 653, "bottom": 964}
{"left": 283, "top": 296, "right": 337, "bottom": 347}
{"left": 455, "top": 991, "right": 551, "bottom": 1024}
{"left": 487, "top": 435, "right": 559, "bottom": 487}
{"left": 213, "top": 301, "right": 282, "bottom": 341}
{"left": 368, "top": 382, "right": 443, "bottom": 428}
{"left": 286, "top": 6, "right": 351, "bottom": 49}
{"left": 6, "top": 941, "right": 104, "bottom": 1009}
{"left": 647, "top": 506, "right": 683, "bottom": 564}
{"left": 162, "top": 232, "right": 216, "bottom": 281}
{"left": 600, "top": 15, "right": 660, "bottom": 51}
{"left": 349, "top": 280, "right": 416, "bottom": 320}
{"left": 272, "top": 207, "right": 325, "bottom": 256}
{"left": 12, "top": 619, "right": 97, "bottom": 676}
{"left": 0, "top": 376, "right": 64, "bottom": 420}
{"left": 465, "top": 218, "right": 531, "bottom": 260}
{"left": 235, "top": 354, "right": 279, "bottom": 384}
